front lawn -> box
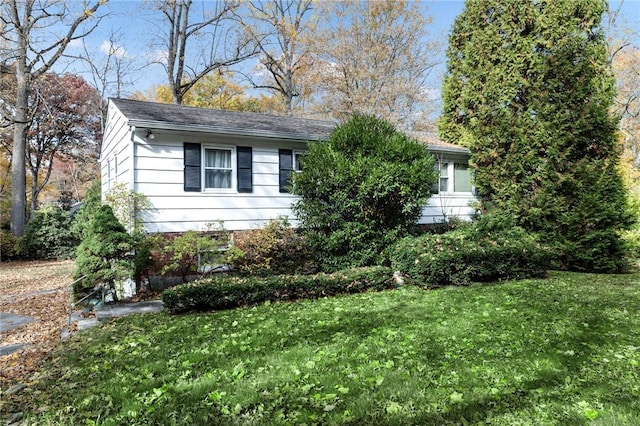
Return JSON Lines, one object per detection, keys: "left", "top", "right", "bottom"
{"left": 20, "top": 272, "right": 640, "bottom": 425}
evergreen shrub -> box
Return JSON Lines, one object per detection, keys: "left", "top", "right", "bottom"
{"left": 71, "top": 179, "right": 102, "bottom": 241}
{"left": 21, "top": 206, "right": 79, "bottom": 259}
{"left": 73, "top": 205, "right": 133, "bottom": 299}
{"left": 390, "top": 216, "right": 551, "bottom": 287}
{"left": 0, "top": 230, "right": 20, "bottom": 260}
{"left": 163, "top": 266, "right": 396, "bottom": 314}
{"left": 293, "top": 114, "right": 437, "bottom": 271}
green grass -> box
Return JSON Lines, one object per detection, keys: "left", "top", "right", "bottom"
{"left": 21, "top": 271, "right": 640, "bottom": 425}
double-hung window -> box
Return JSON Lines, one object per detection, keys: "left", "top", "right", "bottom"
{"left": 204, "top": 147, "right": 233, "bottom": 189}
{"left": 432, "top": 159, "right": 473, "bottom": 194}
{"left": 184, "top": 143, "right": 252, "bottom": 193}
{"left": 433, "top": 161, "right": 450, "bottom": 194}
{"left": 454, "top": 163, "right": 472, "bottom": 193}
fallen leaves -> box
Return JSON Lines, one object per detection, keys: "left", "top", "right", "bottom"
{"left": 0, "top": 260, "right": 74, "bottom": 388}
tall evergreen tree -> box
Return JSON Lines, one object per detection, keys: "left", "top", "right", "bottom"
{"left": 439, "top": 0, "right": 633, "bottom": 272}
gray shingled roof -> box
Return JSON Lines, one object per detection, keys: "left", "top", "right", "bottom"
{"left": 407, "top": 131, "right": 470, "bottom": 154}
{"left": 110, "top": 98, "right": 336, "bottom": 141}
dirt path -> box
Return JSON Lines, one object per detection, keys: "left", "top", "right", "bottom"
{"left": 0, "top": 260, "right": 74, "bottom": 388}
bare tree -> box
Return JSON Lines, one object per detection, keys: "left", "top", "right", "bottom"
{"left": 151, "top": 0, "right": 256, "bottom": 105}
{"left": 308, "top": 0, "right": 440, "bottom": 129}
{"left": 605, "top": 1, "right": 640, "bottom": 167}
{"left": 68, "top": 30, "right": 140, "bottom": 133}
{"left": 0, "top": 0, "right": 108, "bottom": 236}
{"left": 238, "top": 0, "right": 316, "bottom": 115}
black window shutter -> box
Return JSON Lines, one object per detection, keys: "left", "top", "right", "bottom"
{"left": 237, "top": 146, "right": 252, "bottom": 193}
{"left": 184, "top": 142, "right": 201, "bottom": 192}
{"left": 279, "top": 149, "right": 293, "bottom": 193}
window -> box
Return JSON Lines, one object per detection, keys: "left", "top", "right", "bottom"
{"left": 183, "top": 143, "right": 252, "bottom": 193}
{"left": 432, "top": 161, "right": 450, "bottom": 194}
{"left": 204, "top": 147, "right": 232, "bottom": 189}
{"left": 293, "top": 151, "right": 306, "bottom": 171}
{"left": 454, "top": 163, "right": 472, "bottom": 192}
{"left": 432, "top": 159, "right": 473, "bottom": 194}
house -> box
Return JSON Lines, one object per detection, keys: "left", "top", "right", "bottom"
{"left": 100, "top": 98, "right": 476, "bottom": 234}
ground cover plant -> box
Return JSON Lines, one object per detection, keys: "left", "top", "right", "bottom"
{"left": 17, "top": 271, "right": 640, "bottom": 425}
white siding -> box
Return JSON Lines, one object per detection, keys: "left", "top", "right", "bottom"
{"left": 102, "top": 106, "right": 477, "bottom": 232}
{"left": 101, "top": 103, "right": 133, "bottom": 195}
{"left": 420, "top": 193, "right": 477, "bottom": 224}
{"left": 134, "top": 131, "right": 303, "bottom": 232}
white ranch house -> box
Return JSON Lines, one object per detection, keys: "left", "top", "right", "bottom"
{"left": 101, "top": 98, "right": 476, "bottom": 234}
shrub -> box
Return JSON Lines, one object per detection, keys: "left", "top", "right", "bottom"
{"left": 228, "top": 217, "right": 313, "bottom": 276}
{"left": 390, "top": 215, "right": 551, "bottom": 287}
{"left": 71, "top": 179, "right": 102, "bottom": 241}
{"left": 21, "top": 206, "right": 79, "bottom": 260}
{"left": 104, "top": 182, "right": 152, "bottom": 234}
{"left": 73, "top": 205, "right": 134, "bottom": 299}
{"left": 160, "top": 227, "right": 230, "bottom": 283}
{"left": 293, "top": 114, "right": 437, "bottom": 271}
{"left": 622, "top": 226, "right": 640, "bottom": 264}
{"left": 0, "top": 230, "right": 20, "bottom": 261}
{"left": 439, "top": 0, "right": 632, "bottom": 274}
{"left": 163, "top": 266, "right": 396, "bottom": 314}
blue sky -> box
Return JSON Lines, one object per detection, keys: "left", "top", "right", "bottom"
{"left": 59, "top": 0, "right": 639, "bottom": 101}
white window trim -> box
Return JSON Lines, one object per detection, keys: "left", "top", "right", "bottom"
{"left": 435, "top": 159, "right": 474, "bottom": 194}
{"left": 293, "top": 150, "right": 307, "bottom": 172}
{"left": 202, "top": 144, "right": 236, "bottom": 193}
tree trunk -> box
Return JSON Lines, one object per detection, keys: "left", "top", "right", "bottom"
{"left": 10, "top": 45, "right": 29, "bottom": 236}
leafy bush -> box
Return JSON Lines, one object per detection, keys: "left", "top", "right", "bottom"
{"left": 621, "top": 226, "right": 640, "bottom": 264}
{"left": 160, "top": 228, "right": 230, "bottom": 283}
{"left": 104, "top": 182, "right": 152, "bottom": 234}
{"left": 390, "top": 215, "right": 551, "bottom": 287}
{"left": 163, "top": 266, "right": 396, "bottom": 314}
{"left": 73, "top": 205, "right": 133, "bottom": 299}
{"left": 21, "top": 206, "right": 79, "bottom": 260}
{"left": 228, "top": 217, "right": 313, "bottom": 276}
{"left": 0, "top": 230, "right": 20, "bottom": 261}
{"left": 293, "top": 114, "right": 437, "bottom": 271}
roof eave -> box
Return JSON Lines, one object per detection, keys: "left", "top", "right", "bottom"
{"left": 426, "top": 143, "right": 470, "bottom": 155}
{"left": 129, "top": 119, "right": 330, "bottom": 142}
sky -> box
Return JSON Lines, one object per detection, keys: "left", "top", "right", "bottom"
{"left": 55, "top": 0, "right": 640, "bottom": 102}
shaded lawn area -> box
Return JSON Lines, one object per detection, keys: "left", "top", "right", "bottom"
{"left": 18, "top": 271, "right": 640, "bottom": 425}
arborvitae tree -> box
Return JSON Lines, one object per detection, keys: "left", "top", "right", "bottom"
{"left": 71, "top": 179, "right": 102, "bottom": 241}
{"left": 73, "top": 205, "right": 133, "bottom": 299}
{"left": 293, "top": 114, "right": 437, "bottom": 271}
{"left": 439, "top": 0, "right": 633, "bottom": 272}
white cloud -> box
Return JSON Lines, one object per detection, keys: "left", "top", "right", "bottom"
{"left": 143, "top": 49, "right": 167, "bottom": 65}
{"left": 100, "top": 40, "right": 128, "bottom": 59}
{"left": 67, "top": 39, "right": 83, "bottom": 50}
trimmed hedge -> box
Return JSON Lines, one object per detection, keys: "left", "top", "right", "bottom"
{"left": 163, "top": 266, "right": 396, "bottom": 314}
{"left": 390, "top": 222, "right": 551, "bottom": 287}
